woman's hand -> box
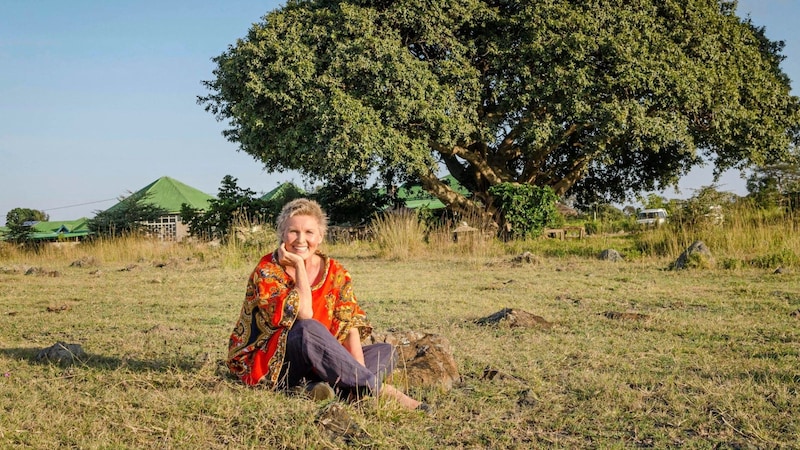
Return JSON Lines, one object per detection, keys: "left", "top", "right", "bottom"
{"left": 279, "top": 242, "right": 313, "bottom": 319}
{"left": 278, "top": 242, "right": 304, "bottom": 269}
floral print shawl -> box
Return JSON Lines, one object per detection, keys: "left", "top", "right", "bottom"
{"left": 227, "top": 251, "right": 372, "bottom": 387}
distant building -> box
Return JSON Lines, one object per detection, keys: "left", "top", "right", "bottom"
{"left": 103, "top": 176, "right": 214, "bottom": 241}
{"left": 0, "top": 218, "right": 92, "bottom": 242}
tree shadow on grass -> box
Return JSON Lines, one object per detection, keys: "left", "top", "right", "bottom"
{"left": 0, "top": 346, "right": 232, "bottom": 377}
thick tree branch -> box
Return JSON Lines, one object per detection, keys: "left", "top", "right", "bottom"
{"left": 522, "top": 124, "right": 583, "bottom": 184}
{"left": 441, "top": 154, "right": 469, "bottom": 184}
{"left": 496, "top": 125, "right": 524, "bottom": 161}
{"left": 431, "top": 142, "right": 506, "bottom": 185}
{"left": 416, "top": 170, "right": 484, "bottom": 216}
{"left": 549, "top": 147, "right": 603, "bottom": 196}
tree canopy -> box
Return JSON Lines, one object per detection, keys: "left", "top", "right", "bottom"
{"left": 746, "top": 146, "right": 800, "bottom": 209}
{"left": 3, "top": 208, "right": 48, "bottom": 247}
{"left": 201, "top": 0, "right": 800, "bottom": 219}
{"left": 314, "top": 175, "right": 388, "bottom": 225}
{"left": 6, "top": 208, "right": 48, "bottom": 227}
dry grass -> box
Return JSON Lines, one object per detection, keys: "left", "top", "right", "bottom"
{"left": 635, "top": 202, "right": 800, "bottom": 269}
{"left": 1, "top": 230, "right": 799, "bottom": 448}
{"left": 369, "top": 209, "right": 428, "bottom": 260}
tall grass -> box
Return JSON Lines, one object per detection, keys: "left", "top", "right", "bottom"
{"left": 0, "top": 235, "right": 193, "bottom": 268}
{"left": 426, "top": 210, "right": 505, "bottom": 262}
{"left": 634, "top": 202, "right": 800, "bottom": 268}
{"left": 369, "top": 209, "right": 428, "bottom": 260}
{"left": 219, "top": 212, "right": 279, "bottom": 268}
{"left": 5, "top": 201, "right": 799, "bottom": 271}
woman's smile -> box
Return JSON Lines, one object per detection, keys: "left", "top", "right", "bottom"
{"left": 283, "top": 215, "right": 321, "bottom": 260}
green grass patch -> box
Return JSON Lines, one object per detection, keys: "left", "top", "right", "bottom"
{"left": 1, "top": 229, "right": 799, "bottom": 448}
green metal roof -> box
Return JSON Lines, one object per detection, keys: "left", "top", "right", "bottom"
{"left": 383, "top": 174, "right": 471, "bottom": 210}
{"left": 403, "top": 198, "right": 446, "bottom": 209}
{"left": 0, "top": 218, "right": 92, "bottom": 241}
{"left": 105, "top": 176, "right": 214, "bottom": 214}
{"left": 260, "top": 182, "right": 306, "bottom": 202}
{"left": 29, "top": 218, "right": 92, "bottom": 239}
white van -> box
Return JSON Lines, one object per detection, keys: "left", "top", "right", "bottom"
{"left": 636, "top": 208, "right": 668, "bottom": 226}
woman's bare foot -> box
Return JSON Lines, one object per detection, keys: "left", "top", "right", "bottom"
{"left": 379, "top": 384, "right": 422, "bottom": 410}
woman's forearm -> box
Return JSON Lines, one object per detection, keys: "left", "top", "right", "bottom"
{"left": 343, "top": 328, "right": 366, "bottom": 366}
{"left": 294, "top": 265, "right": 313, "bottom": 319}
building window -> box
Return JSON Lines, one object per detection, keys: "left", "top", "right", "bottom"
{"left": 142, "top": 214, "right": 179, "bottom": 241}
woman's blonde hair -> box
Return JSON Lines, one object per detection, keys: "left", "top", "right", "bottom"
{"left": 276, "top": 198, "right": 328, "bottom": 242}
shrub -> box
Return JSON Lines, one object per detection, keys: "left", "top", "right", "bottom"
{"left": 720, "top": 258, "right": 747, "bottom": 270}
{"left": 488, "top": 183, "right": 559, "bottom": 240}
{"left": 584, "top": 221, "right": 598, "bottom": 236}
{"left": 749, "top": 249, "right": 800, "bottom": 269}
{"left": 181, "top": 175, "right": 268, "bottom": 242}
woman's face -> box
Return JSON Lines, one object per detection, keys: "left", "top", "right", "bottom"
{"left": 282, "top": 214, "right": 322, "bottom": 260}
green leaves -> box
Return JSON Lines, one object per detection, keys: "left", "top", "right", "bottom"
{"left": 488, "top": 183, "right": 558, "bottom": 240}
{"left": 201, "top": 0, "right": 800, "bottom": 217}
{"left": 180, "top": 176, "right": 269, "bottom": 241}
{"left": 5, "top": 208, "right": 48, "bottom": 227}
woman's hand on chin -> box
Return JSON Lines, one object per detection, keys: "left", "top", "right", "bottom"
{"left": 278, "top": 242, "right": 304, "bottom": 268}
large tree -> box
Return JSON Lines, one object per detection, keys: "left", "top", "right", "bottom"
{"left": 200, "top": 0, "right": 800, "bottom": 220}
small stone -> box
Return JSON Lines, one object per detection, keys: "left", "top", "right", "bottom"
{"left": 36, "top": 342, "right": 86, "bottom": 365}
{"left": 316, "top": 403, "right": 368, "bottom": 444}
{"left": 602, "top": 311, "right": 650, "bottom": 321}
{"left": 598, "top": 249, "right": 623, "bottom": 262}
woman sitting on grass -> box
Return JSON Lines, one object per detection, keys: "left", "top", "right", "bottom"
{"left": 227, "top": 198, "right": 425, "bottom": 411}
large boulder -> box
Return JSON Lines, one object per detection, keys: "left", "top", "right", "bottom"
{"left": 673, "top": 240, "right": 715, "bottom": 270}
{"left": 369, "top": 331, "right": 461, "bottom": 390}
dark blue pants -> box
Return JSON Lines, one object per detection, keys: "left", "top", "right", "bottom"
{"left": 279, "top": 319, "right": 396, "bottom": 396}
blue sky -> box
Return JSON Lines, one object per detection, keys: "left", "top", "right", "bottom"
{"left": 1, "top": 0, "right": 798, "bottom": 223}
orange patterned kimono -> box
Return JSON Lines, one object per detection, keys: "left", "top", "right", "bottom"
{"left": 227, "top": 251, "right": 372, "bottom": 387}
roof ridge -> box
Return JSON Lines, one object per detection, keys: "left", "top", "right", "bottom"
{"left": 106, "top": 176, "right": 213, "bottom": 214}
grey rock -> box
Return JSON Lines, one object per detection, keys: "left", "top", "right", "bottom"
{"left": 36, "top": 342, "right": 85, "bottom": 365}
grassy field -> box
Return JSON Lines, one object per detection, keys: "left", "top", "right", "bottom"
{"left": 1, "top": 232, "right": 799, "bottom": 448}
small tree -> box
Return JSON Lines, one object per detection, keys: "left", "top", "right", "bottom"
{"left": 671, "top": 185, "right": 737, "bottom": 228}
{"left": 6, "top": 208, "right": 48, "bottom": 225}
{"left": 4, "top": 222, "right": 34, "bottom": 247}
{"left": 181, "top": 175, "right": 268, "bottom": 241}
{"left": 4, "top": 208, "right": 49, "bottom": 247}
{"left": 88, "top": 192, "right": 168, "bottom": 238}
{"left": 622, "top": 205, "right": 637, "bottom": 217}
{"left": 746, "top": 154, "right": 800, "bottom": 210}
{"left": 488, "top": 183, "right": 558, "bottom": 240}
{"left": 640, "top": 193, "right": 669, "bottom": 211}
